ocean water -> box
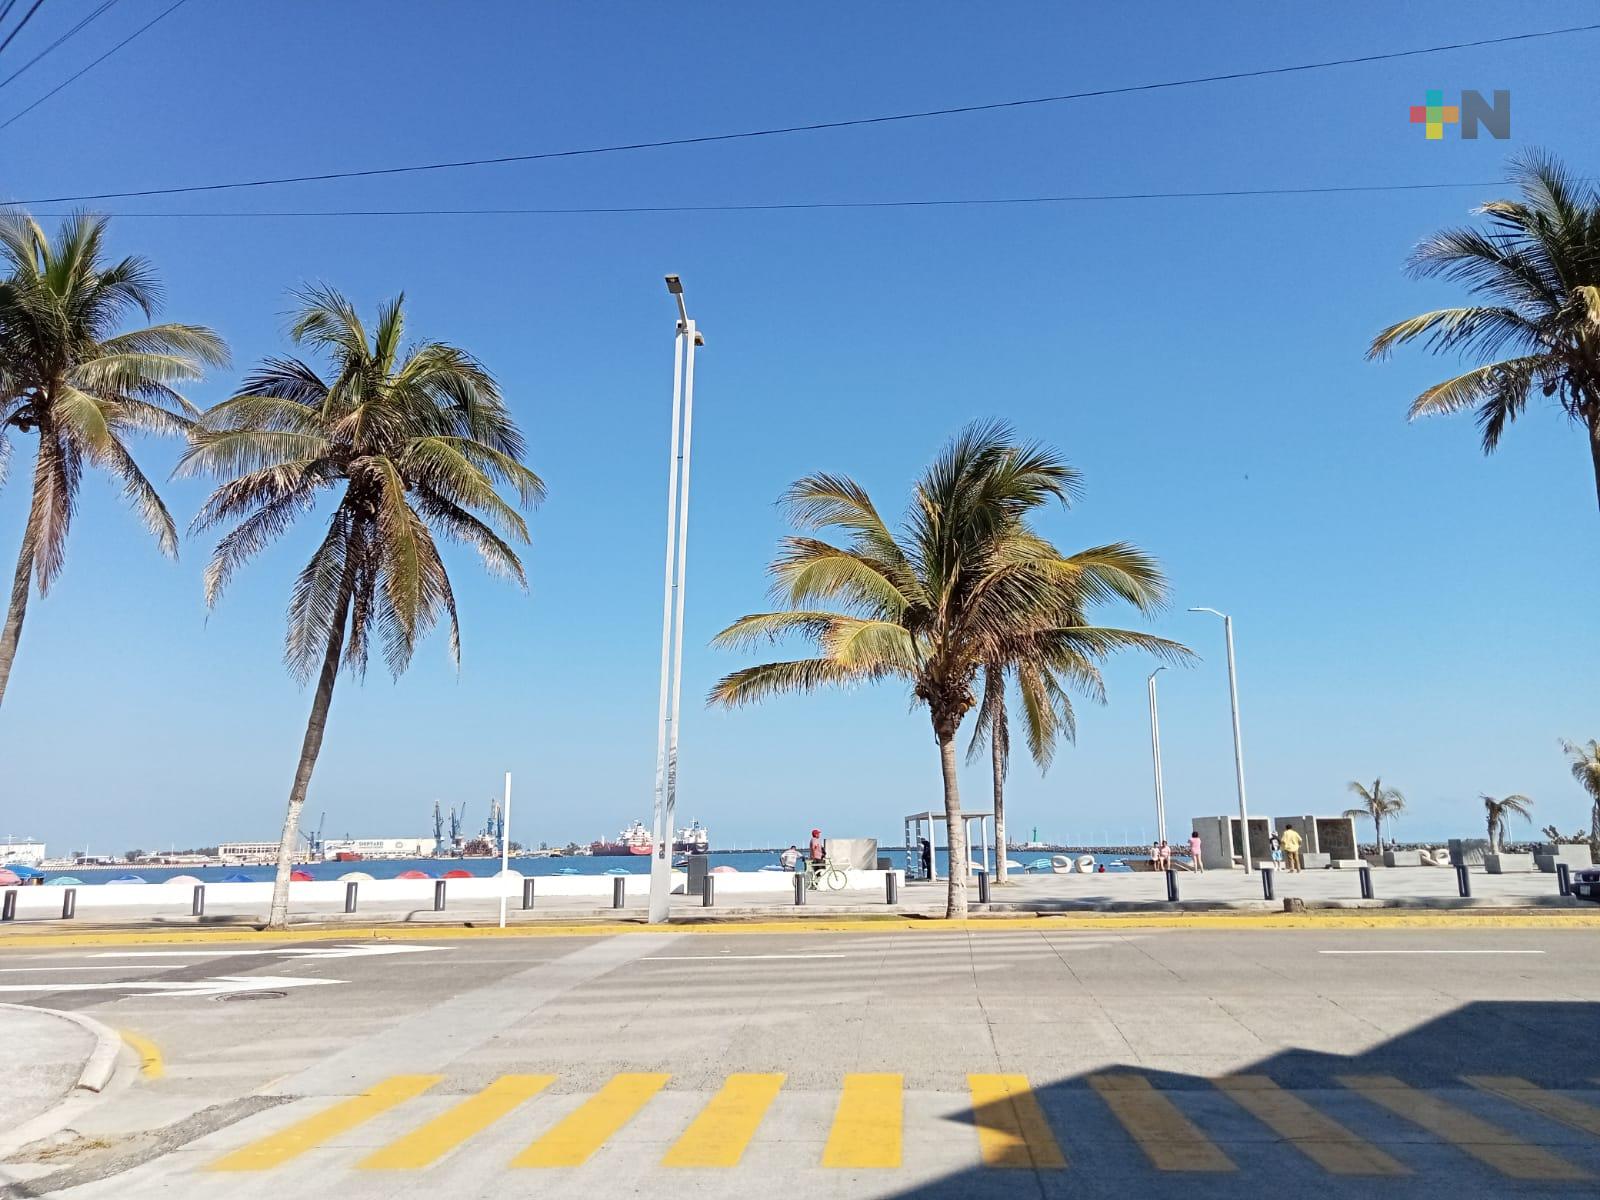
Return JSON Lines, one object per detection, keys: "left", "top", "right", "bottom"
{"left": 35, "top": 848, "right": 1132, "bottom": 884}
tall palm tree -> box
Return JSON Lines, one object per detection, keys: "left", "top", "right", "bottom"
{"left": 1559, "top": 738, "right": 1600, "bottom": 862}
{"left": 1342, "top": 777, "right": 1406, "bottom": 852}
{"left": 0, "top": 212, "right": 226, "bottom": 707}
{"left": 1369, "top": 152, "right": 1600, "bottom": 513}
{"left": 708, "top": 423, "right": 1188, "bottom": 917}
{"left": 1482, "top": 793, "right": 1533, "bottom": 854}
{"left": 968, "top": 564, "right": 1171, "bottom": 883}
{"left": 181, "top": 287, "right": 542, "bottom": 928}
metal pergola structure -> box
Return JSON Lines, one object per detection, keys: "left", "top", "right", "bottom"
{"left": 903, "top": 810, "right": 993, "bottom": 882}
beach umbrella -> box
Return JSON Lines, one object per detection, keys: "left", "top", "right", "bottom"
{"left": 44, "top": 876, "right": 82, "bottom": 886}
{"left": 397, "top": 869, "right": 431, "bottom": 879}
{"left": 108, "top": 874, "right": 147, "bottom": 884}
{"left": 337, "top": 871, "right": 374, "bottom": 882}
{"left": 443, "top": 869, "right": 472, "bottom": 879}
{"left": 221, "top": 872, "right": 255, "bottom": 883}
{"left": 4, "top": 864, "right": 43, "bottom": 879}
{"left": 166, "top": 874, "right": 203, "bottom": 886}
{"left": 0, "top": 869, "right": 19, "bottom": 886}
{"left": 289, "top": 870, "right": 314, "bottom": 882}
{"left": 710, "top": 865, "right": 738, "bottom": 874}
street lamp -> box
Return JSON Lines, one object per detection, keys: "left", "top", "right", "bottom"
{"left": 1188, "top": 606, "right": 1252, "bottom": 873}
{"left": 1146, "top": 667, "right": 1167, "bottom": 846}
{"left": 649, "top": 275, "right": 704, "bottom": 925}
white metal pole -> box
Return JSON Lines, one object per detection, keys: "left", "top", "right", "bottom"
{"left": 1222, "top": 614, "right": 1253, "bottom": 873}
{"left": 499, "top": 771, "right": 511, "bottom": 928}
{"left": 649, "top": 325, "right": 687, "bottom": 925}
{"left": 653, "top": 318, "right": 698, "bottom": 925}
{"left": 1147, "top": 669, "right": 1167, "bottom": 844}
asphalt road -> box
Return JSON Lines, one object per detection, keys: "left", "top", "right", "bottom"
{"left": 2, "top": 925, "right": 1598, "bottom": 1198}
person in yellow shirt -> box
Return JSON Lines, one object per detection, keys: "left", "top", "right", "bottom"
{"left": 1280, "top": 824, "right": 1303, "bottom": 872}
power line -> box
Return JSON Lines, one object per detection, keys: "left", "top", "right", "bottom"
{"left": 0, "top": 3, "right": 19, "bottom": 33}
{"left": 11, "top": 22, "right": 1597, "bottom": 204}
{"left": 0, "top": 0, "right": 119, "bottom": 92}
{"left": 0, "top": 0, "right": 48, "bottom": 59}
{"left": 16, "top": 177, "right": 1524, "bottom": 219}
{"left": 0, "top": 0, "right": 188, "bottom": 133}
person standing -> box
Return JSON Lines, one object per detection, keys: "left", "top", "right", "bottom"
{"left": 1280, "top": 824, "right": 1303, "bottom": 873}
{"left": 1188, "top": 830, "right": 1205, "bottom": 873}
{"left": 779, "top": 844, "right": 800, "bottom": 871}
{"left": 918, "top": 836, "right": 933, "bottom": 880}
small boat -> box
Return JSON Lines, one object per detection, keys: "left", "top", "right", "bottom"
{"left": 1025, "top": 858, "right": 1053, "bottom": 873}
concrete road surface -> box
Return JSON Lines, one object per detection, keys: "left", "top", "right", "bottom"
{"left": 1, "top": 923, "right": 1597, "bottom": 1198}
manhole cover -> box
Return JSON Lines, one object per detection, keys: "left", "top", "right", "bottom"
{"left": 216, "top": 990, "right": 288, "bottom": 1002}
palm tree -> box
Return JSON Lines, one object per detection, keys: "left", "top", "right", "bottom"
{"left": 1559, "top": 738, "right": 1600, "bottom": 862}
{"left": 1342, "top": 777, "right": 1406, "bottom": 852}
{"left": 0, "top": 212, "right": 226, "bottom": 707}
{"left": 707, "top": 422, "right": 1188, "bottom": 917}
{"left": 968, "top": 566, "right": 1171, "bottom": 883}
{"left": 181, "top": 287, "right": 542, "bottom": 928}
{"left": 1482, "top": 793, "right": 1533, "bottom": 854}
{"left": 1369, "top": 151, "right": 1600, "bottom": 513}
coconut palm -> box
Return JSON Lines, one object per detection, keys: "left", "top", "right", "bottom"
{"left": 1369, "top": 151, "right": 1600, "bottom": 513}
{"left": 0, "top": 212, "right": 226, "bottom": 708}
{"left": 708, "top": 422, "right": 1188, "bottom": 917}
{"left": 1342, "top": 777, "right": 1406, "bottom": 852}
{"left": 1482, "top": 793, "right": 1533, "bottom": 854}
{"left": 181, "top": 287, "right": 542, "bottom": 928}
{"left": 1559, "top": 738, "right": 1600, "bottom": 861}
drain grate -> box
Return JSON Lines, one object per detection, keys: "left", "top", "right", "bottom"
{"left": 216, "top": 990, "right": 288, "bottom": 1002}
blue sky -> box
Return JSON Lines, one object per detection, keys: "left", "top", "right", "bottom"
{"left": 2, "top": 1, "right": 1597, "bottom": 855}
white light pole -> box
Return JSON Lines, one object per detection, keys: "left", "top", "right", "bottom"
{"left": 498, "top": 771, "right": 512, "bottom": 929}
{"left": 649, "top": 275, "right": 704, "bottom": 925}
{"left": 1146, "top": 667, "right": 1167, "bottom": 845}
{"left": 1189, "top": 606, "right": 1252, "bottom": 872}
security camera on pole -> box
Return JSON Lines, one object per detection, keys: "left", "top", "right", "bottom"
{"left": 649, "top": 276, "right": 704, "bottom": 925}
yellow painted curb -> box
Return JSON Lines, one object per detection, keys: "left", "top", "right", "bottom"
{"left": 119, "top": 1028, "right": 164, "bottom": 1079}
{"left": 1, "top": 909, "right": 1597, "bottom": 948}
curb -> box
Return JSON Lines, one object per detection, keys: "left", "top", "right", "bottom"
{"left": 0, "top": 1005, "right": 127, "bottom": 1159}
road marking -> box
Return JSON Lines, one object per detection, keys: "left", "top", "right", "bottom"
{"left": 512, "top": 1073, "right": 669, "bottom": 1167}
{"left": 1214, "top": 1076, "right": 1406, "bottom": 1176}
{"left": 208, "top": 1075, "right": 442, "bottom": 1171}
{"left": 662, "top": 1073, "right": 785, "bottom": 1167}
{"left": 89, "top": 945, "right": 446, "bottom": 960}
{"left": 119, "top": 1029, "right": 164, "bottom": 1080}
{"left": 1465, "top": 1076, "right": 1600, "bottom": 1139}
{"left": 1317, "top": 950, "right": 1545, "bottom": 955}
{"left": 644, "top": 954, "right": 849, "bottom": 961}
{"left": 1338, "top": 1075, "right": 1587, "bottom": 1180}
{"left": 967, "top": 1074, "right": 1066, "bottom": 1169}
{"left": 823, "top": 1073, "right": 903, "bottom": 1168}
{"left": 359, "top": 1075, "right": 554, "bottom": 1170}
{"left": 0, "top": 965, "right": 181, "bottom": 972}
{"left": 0, "top": 975, "right": 341, "bottom": 997}
{"left": 1089, "top": 1075, "right": 1235, "bottom": 1172}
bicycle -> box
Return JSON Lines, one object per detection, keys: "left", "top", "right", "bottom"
{"left": 804, "top": 858, "right": 849, "bottom": 891}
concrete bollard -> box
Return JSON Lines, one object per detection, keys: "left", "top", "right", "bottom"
{"left": 793, "top": 874, "right": 807, "bottom": 906}
{"left": 612, "top": 877, "right": 626, "bottom": 909}
{"left": 885, "top": 872, "right": 898, "bottom": 905}
{"left": 1165, "top": 869, "right": 1179, "bottom": 903}
{"left": 1358, "top": 866, "right": 1374, "bottom": 901}
{"left": 344, "top": 881, "right": 359, "bottom": 913}
{"left": 1455, "top": 864, "right": 1471, "bottom": 898}
{"left": 702, "top": 875, "right": 715, "bottom": 907}
{"left": 522, "top": 877, "right": 536, "bottom": 909}
{"left": 61, "top": 887, "right": 77, "bottom": 919}
{"left": 1261, "top": 867, "right": 1275, "bottom": 901}
{"left": 192, "top": 885, "right": 206, "bottom": 917}
{"left": 976, "top": 870, "right": 990, "bottom": 904}
{"left": 1, "top": 889, "right": 15, "bottom": 921}
{"left": 433, "top": 880, "right": 447, "bottom": 911}
{"left": 1557, "top": 863, "right": 1572, "bottom": 897}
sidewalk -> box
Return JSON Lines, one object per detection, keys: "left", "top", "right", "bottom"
{"left": 0, "top": 1004, "right": 117, "bottom": 1130}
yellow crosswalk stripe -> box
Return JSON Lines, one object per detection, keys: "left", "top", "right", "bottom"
{"left": 1214, "top": 1076, "right": 1407, "bottom": 1176}
{"left": 358, "top": 1075, "right": 555, "bottom": 1170}
{"left": 967, "top": 1074, "right": 1066, "bottom": 1169}
{"left": 1339, "top": 1075, "right": 1587, "bottom": 1181}
{"left": 661, "top": 1073, "right": 785, "bottom": 1167}
{"left": 207, "top": 1076, "right": 442, "bottom": 1171}
{"left": 512, "top": 1073, "right": 669, "bottom": 1167}
{"left": 823, "top": 1073, "right": 902, "bottom": 1168}
{"left": 1089, "top": 1074, "right": 1235, "bottom": 1172}
{"left": 1465, "top": 1076, "right": 1600, "bottom": 1139}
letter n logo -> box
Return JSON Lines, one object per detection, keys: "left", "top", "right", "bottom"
{"left": 1460, "top": 90, "right": 1511, "bottom": 139}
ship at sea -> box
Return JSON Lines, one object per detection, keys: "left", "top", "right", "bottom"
{"left": 589, "top": 820, "right": 712, "bottom": 857}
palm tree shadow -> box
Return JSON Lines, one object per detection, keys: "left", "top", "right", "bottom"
{"left": 884, "top": 999, "right": 1600, "bottom": 1199}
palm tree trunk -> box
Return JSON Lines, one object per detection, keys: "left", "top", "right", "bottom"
{"left": 1589, "top": 416, "right": 1600, "bottom": 515}
{"left": 266, "top": 556, "right": 356, "bottom": 929}
{"left": 937, "top": 728, "right": 968, "bottom": 919}
{"left": 991, "top": 727, "right": 1007, "bottom": 884}
{"left": 1373, "top": 814, "right": 1382, "bottom": 853}
{"left": 0, "top": 437, "right": 48, "bottom": 710}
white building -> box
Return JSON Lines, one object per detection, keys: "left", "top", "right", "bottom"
{"left": 320, "top": 837, "right": 433, "bottom": 859}
{"left": 218, "top": 841, "right": 281, "bottom": 861}
{"left": 1, "top": 841, "right": 45, "bottom": 866}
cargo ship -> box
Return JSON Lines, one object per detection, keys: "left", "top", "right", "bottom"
{"left": 589, "top": 820, "right": 712, "bottom": 857}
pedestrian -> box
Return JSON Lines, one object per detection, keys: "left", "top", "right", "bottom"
{"left": 1150, "top": 839, "right": 1161, "bottom": 868}
{"left": 1270, "top": 834, "right": 1283, "bottom": 868}
{"left": 1157, "top": 840, "right": 1172, "bottom": 871}
{"left": 1188, "top": 830, "right": 1204, "bottom": 873}
{"left": 779, "top": 844, "right": 800, "bottom": 871}
{"left": 1280, "top": 824, "right": 1303, "bottom": 873}
{"left": 918, "top": 836, "right": 932, "bottom": 880}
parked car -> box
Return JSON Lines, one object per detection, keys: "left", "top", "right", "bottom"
{"left": 1572, "top": 867, "right": 1600, "bottom": 902}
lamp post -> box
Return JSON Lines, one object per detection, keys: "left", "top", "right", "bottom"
{"left": 1189, "top": 606, "right": 1252, "bottom": 872}
{"left": 1146, "top": 667, "right": 1167, "bottom": 846}
{"left": 649, "top": 275, "right": 704, "bottom": 925}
